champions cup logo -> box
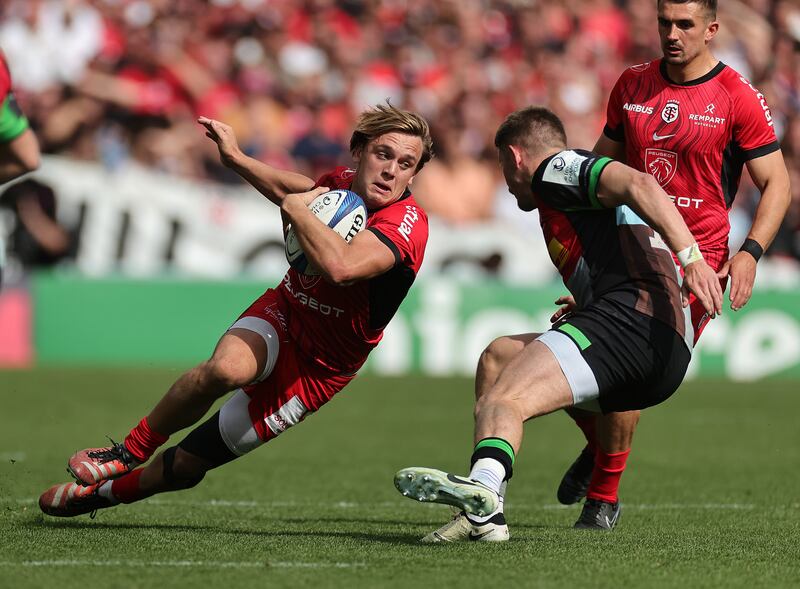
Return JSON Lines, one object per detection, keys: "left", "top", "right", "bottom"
{"left": 645, "top": 148, "right": 677, "bottom": 186}
{"left": 661, "top": 100, "right": 679, "bottom": 123}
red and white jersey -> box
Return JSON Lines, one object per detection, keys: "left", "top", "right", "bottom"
{"left": 277, "top": 166, "right": 428, "bottom": 374}
{"left": 604, "top": 59, "right": 779, "bottom": 269}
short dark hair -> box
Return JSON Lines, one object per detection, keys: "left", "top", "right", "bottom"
{"left": 349, "top": 103, "right": 434, "bottom": 172}
{"left": 657, "top": 0, "right": 717, "bottom": 20}
{"left": 494, "top": 106, "right": 567, "bottom": 154}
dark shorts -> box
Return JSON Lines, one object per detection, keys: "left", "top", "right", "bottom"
{"left": 538, "top": 297, "right": 691, "bottom": 413}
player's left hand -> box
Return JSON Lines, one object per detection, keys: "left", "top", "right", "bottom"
{"left": 717, "top": 252, "right": 757, "bottom": 311}
{"left": 281, "top": 186, "right": 329, "bottom": 213}
{"left": 682, "top": 259, "right": 723, "bottom": 318}
{"left": 550, "top": 295, "right": 577, "bottom": 323}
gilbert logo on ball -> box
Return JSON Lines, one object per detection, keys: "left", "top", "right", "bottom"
{"left": 285, "top": 189, "right": 368, "bottom": 275}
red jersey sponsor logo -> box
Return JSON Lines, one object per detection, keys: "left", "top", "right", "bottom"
{"left": 645, "top": 148, "right": 677, "bottom": 186}
{"left": 282, "top": 273, "right": 346, "bottom": 317}
{"left": 624, "top": 103, "right": 654, "bottom": 115}
{"left": 738, "top": 76, "right": 774, "bottom": 127}
{"left": 397, "top": 205, "right": 420, "bottom": 243}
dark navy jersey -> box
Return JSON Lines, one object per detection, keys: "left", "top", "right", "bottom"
{"left": 532, "top": 149, "right": 690, "bottom": 347}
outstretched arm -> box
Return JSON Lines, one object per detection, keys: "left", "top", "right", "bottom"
{"left": 597, "top": 161, "right": 723, "bottom": 317}
{"left": 198, "top": 117, "right": 315, "bottom": 206}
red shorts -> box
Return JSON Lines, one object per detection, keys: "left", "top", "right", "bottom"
{"left": 688, "top": 275, "right": 728, "bottom": 345}
{"left": 219, "top": 289, "right": 355, "bottom": 454}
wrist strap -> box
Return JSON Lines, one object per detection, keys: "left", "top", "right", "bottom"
{"left": 676, "top": 243, "right": 703, "bottom": 269}
{"left": 739, "top": 238, "right": 763, "bottom": 262}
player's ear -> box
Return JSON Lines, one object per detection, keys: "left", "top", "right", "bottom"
{"left": 704, "top": 19, "right": 719, "bottom": 43}
{"left": 508, "top": 145, "right": 524, "bottom": 169}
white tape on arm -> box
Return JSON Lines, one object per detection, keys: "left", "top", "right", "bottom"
{"left": 676, "top": 243, "right": 703, "bottom": 269}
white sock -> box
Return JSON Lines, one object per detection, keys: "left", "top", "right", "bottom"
{"left": 469, "top": 457, "right": 505, "bottom": 494}
{"left": 97, "top": 480, "right": 121, "bottom": 505}
{"left": 499, "top": 480, "right": 508, "bottom": 498}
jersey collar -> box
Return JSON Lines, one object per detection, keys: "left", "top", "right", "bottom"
{"left": 658, "top": 59, "right": 726, "bottom": 87}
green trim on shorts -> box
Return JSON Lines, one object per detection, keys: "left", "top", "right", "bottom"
{"left": 0, "top": 94, "right": 29, "bottom": 142}
{"left": 474, "top": 438, "right": 515, "bottom": 465}
{"left": 557, "top": 322, "right": 592, "bottom": 350}
{"left": 587, "top": 157, "right": 613, "bottom": 209}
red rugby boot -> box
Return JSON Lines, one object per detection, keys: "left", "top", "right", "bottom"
{"left": 39, "top": 482, "right": 114, "bottom": 517}
{"left": 68, "top": 440, "right": 140, "bottom": 486}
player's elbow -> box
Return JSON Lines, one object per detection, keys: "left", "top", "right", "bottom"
{"left": 627, "top": 171, "right": 661, "bottom": 205}
{"left": 322, "top": 260, "right": 358, "bottom": 287}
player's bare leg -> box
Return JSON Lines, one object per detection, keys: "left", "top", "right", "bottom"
{"left": 420, "top": 333, "right": 538, "bottom": 542}
{"left": 397, "top": 339, "right": 572, "bottom": 539}
{"left": 67, "top": 328, "right": 267, "bottom": 486}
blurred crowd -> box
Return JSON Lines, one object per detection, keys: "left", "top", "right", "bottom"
{"left": 1, "top": 0, "right": 799, "bottom": 259}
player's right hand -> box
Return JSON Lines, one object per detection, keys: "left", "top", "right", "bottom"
{"left": 197, "top": 116, "right": 242, "bottom": 168}
{"left": 681, "top": 259, "right": 723, "bottom": 318}
{"left": 550, "top": 295, "right": 576, "bottom": 323}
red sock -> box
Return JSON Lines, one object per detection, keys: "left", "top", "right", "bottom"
{"left": 109, "top": 468, "right": 152, "bottom": 504}
{"left": 572, "top": 415, "right": 598, "bottom": 454}
{"left": 124, "top": 417, "right": 168, "bottom": 463}
{"left": 586, "top": 449, "right": 630, "bottom": 503}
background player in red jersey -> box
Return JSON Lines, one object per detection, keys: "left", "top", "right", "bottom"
{"left": 0, "top": 50, "right": 40, "bottom": 286}
{"left": 554, "top": 0, "right": 792, "bottom": 529}
{"left": 38, "top": 103, "right": 434, "bottom": 517}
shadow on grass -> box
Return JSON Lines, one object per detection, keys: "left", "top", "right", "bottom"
{"left": 30, "top": 518, "right": 428, "bottom": 546}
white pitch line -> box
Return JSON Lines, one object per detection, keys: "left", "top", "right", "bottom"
{"left": 0, "top": 560, "right": 365, "bottom": 569}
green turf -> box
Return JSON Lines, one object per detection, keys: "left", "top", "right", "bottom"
{"left": 1, "top": 369, "right": 799, "bottom": 588}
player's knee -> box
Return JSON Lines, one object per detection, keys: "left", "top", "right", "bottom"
{"left": 201, "top": 354, "right": 256, "bottom": 391}
{"left": 162, "top": 446, "right": 208, "bottom": 490}
{"left": 479, "top": 337, "right": 522, "bottom": 380}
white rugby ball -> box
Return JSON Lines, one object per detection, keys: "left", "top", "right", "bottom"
{"left": 285, "top": 189, "right": 368, "bottom": 275}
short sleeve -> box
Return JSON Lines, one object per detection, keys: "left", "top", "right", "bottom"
{"left": 532, "top": 150, "right": 614, "bottom": 212}
{"left": 603, "top": 74, "right": 627, "bottom": 142}
{"left": 731, "top": 78, "right": 780, "bottom": 160}
{"left": 367, "top": 200, "right": 428, "bottom": 273}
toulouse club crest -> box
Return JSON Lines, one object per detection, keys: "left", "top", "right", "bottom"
{"left": 661, "top": 99, "right": 679, "bottom": 123}
{"left": 645, "top": 148, "right": 677, "bottom": 186}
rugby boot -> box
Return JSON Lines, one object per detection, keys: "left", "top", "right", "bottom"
{"left": 39, "top": 481, "right": 113, "bottom": 518}
{"left": 394, "top": 467, "right": 499, "bottom": 517}
{"left": 556, "top": 446, "right": 594, "bottom": 505}
{"left": 68, "top": 440, "right": 140, "bottom": 486}
{"left": 573, "top": 498, "right": 621, "bottom": 530}
{"left": 422, "top": 507, "right": 509, "bottom": 543}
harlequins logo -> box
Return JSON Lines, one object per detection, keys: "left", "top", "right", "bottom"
{"left": 645, "top": 148, "right": 677, "bottom": 186}
{"left": 661, "top": 99, "right": 679, "bottom": 124}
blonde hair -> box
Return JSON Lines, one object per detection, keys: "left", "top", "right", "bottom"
{"left": 349, "top": 103, "right": 434, "bottom": 171}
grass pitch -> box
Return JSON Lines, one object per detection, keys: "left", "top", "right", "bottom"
{"left": 1, "top": 368, "right": 799, "bottom": 588}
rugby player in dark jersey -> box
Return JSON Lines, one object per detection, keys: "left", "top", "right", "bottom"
{"left": 397, "top": 106, "right": 722, "bottom": 542}
{"left": 555, "top": 0, "right": 791, "bottom": 528}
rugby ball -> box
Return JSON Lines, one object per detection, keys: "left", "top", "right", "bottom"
{"left": 285, "top": 189, "right": 368, "bottom": 275}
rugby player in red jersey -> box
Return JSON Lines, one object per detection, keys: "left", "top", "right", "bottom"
{"left": 397, "top": 106, "right": 723, "bottom": 541}
{"left": 0, "top": 50, "right": 40, "bottom": 286}
{"left": 552, "top": 0, "right": 791, "bottom": 530}
{"left": 39, "top": 104, "right": 433, "bottom": 517}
